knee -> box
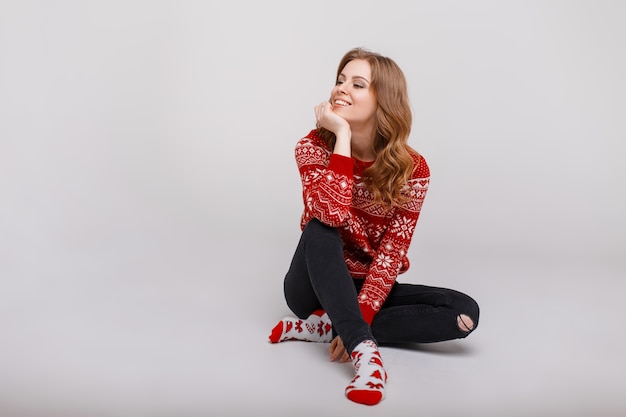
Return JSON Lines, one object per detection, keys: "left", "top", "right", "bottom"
{"left": 457, "top": 314, "right": 475, "bottom": 334}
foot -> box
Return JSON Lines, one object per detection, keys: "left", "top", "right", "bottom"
{"left": 268, "top": 310, "right": 332, "bottom": 343}
{"left": 345, "top": 340, "right": 387, "bottom": 406}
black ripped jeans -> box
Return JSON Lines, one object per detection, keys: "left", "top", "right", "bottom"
{"left": 283, "top": 218, "right": 480, "bottom": 354}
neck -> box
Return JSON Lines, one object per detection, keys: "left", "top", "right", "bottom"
{"left": 350, "top": 126, "right": 376, "bottom": 161}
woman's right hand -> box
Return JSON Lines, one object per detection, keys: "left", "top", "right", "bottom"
{"left": 314, "top": 101, "right": 350, "bottom": 135}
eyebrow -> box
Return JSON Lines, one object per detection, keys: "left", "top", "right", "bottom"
{"left": 339, "top": 73, "right": 371, "bottom": 84}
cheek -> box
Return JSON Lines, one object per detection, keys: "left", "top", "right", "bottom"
{"left": 365, "top": 94, "right": 377, "bottom": 110}
{"left": 365, "top": 99, "right": 378, "bottom": 116}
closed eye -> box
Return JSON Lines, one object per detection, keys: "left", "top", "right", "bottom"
{"left": 335, "top": 80, "right": 364, "bottom": 89}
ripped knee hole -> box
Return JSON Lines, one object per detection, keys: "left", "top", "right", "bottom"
{"left": 457, "top": 314, "right": 474, "bottom": 333}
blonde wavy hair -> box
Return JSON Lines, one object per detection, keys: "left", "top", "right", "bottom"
{"left": 318, "top": 47, "right": 419, "bottom": 208}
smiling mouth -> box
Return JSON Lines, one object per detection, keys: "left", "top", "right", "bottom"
{"left": 334, "top": 99, "right": 350, "bottom": 107}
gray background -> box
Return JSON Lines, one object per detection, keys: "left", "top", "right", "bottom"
{"left": 1, "top": 1, "right": 625, "bottom": 416}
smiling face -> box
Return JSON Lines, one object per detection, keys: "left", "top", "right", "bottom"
{"left": 330, "top": 59, "right": 377, "bottom": 131}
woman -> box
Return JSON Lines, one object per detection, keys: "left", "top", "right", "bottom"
{"left": 268, "top": 47, "right": 479, "bottom": 406}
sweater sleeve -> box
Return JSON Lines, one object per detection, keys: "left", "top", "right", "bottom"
{"left": 295, "top": 132, "right": 354, "bottom": 228}
{"left": 358, "top": 157, "right": 430, "bottom": 324}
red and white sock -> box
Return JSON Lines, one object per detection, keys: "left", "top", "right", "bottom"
{"left": 345, "top": 340, "right": 387, "bottom": 406}
{"left": 268, "top": 309, "right": 333, "bottom": 343}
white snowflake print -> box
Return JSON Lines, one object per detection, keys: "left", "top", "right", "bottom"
{"left": 392, "top": 216, "right": 414, "bottom": 239}
{"left": 376, "top": 253, "right": 392, "bottom": 268}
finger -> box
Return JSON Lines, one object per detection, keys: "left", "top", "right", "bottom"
{"left": 329, "top": 338, "right": 338, "bottom": 357}
{"left": 316, "top": 104, "right": 326, "bottom": 124}
{"left": 321, "top": 101, "right": 331, "bottom": 116}
{"left": 330, "top": 340, "right": 347, "bottom": 362}
{"left": 331, "top": 346, "right": 345, "bottom": 362}
{"left": 329, "top": 337, "right": 337, "bottom": 351}
{"left": 339, "top": 347, "right": 350, "bottom": 362}
{"left": 337, "top": 338, "right": 349, "bottom": 362}
{"left": 329, "top": 340, "right": 344, "bottom": 361}
{"left": 329, "top": 344, "right": 340, "bottom": 361}
{"left": 333, "top": 339, "right": 346, "bottom": 361}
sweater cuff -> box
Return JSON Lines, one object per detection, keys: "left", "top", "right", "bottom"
{"left": 359, "top": 304, "right": 377, "bottom": 326}
{"left": 327, "top": 153, "right": 353, "bottom": 177}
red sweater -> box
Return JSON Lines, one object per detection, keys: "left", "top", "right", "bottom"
{"left": 295, "top": 129, "right": 430, "bottom": 324}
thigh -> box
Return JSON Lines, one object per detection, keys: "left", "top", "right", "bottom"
{"left": 383, "top": 282, "right": 478, "bottom": 314}
{"left": 371, "top": 282, "right": 480, "bottom": 344}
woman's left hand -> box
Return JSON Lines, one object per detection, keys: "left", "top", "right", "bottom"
{"left": 329, "top": 336, "right": 350, "bottom": 362}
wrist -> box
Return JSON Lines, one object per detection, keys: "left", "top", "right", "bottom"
{"left": 333, "top": 128, "right": 351, "bottom": 157}
{"left": 334, "top": 125, "right": 351, "bottom": 141}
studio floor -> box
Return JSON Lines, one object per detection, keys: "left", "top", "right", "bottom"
{"left": 0, "top": 235, "right": 624, "bottom": 417}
